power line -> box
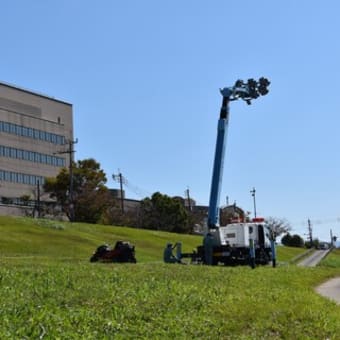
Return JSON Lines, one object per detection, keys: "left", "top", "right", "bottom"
{"left": 112, "top": 171, "right": 151, "bottom": 202}
{"left": 293, "top": 217, "right": 340, "bottom": 226}
{"left": 124, "top": 180, "right": 151, "bottom": 198}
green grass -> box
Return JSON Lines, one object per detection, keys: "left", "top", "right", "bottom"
{"left": 1, "top": 216, "right": 340, "bottom": 339}
{"left": 320, "top": 248, "right": 340, "bottom": 268}
{"left": 0, "top": 216, "right": 201, "bottom": 262}
{"left": 275, "top": 244, "right": 308, "bottom": 263}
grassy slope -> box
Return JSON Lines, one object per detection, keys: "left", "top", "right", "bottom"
{"left": 1, "top": 216, "right": 340, "bottom": 339}
{"left": 320, "top": 248, "right": 340, "bottom": 267}
{"left": 0, "top": 216, "right": 307, "bottom": 263}
{"left": 0, "top": 216, "right": 201, "bottom": 262}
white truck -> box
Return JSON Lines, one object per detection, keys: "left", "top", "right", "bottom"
{"left": 198, "top": 218, "right": 273, "bottom": 266}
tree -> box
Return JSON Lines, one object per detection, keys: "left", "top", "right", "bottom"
{"left": 44, "top": 158, "right": 113, "bottom": 223}
{"left": 305, "top": 238, "right": 320, "bottom": 249}
{"left": 266, "top": 216, "right": 291, "bottom": 240}
{"left": 139, "top": 192, "right": 191, "bottom": 233}
{"left": 281, "top": 233, "right": 305, "bottom": 247}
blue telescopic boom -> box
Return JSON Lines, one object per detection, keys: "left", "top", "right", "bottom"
{"left": 207, "top": 95, "right": 230, "bottom": 229}
{"left": 206, "top": 78, "right": 270, "bottom": 229}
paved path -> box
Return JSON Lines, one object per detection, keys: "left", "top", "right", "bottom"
{"left": 297, "top": 249, "right": 329, "bottom": 267}
{"left": 297, "top": 249, "right": 340, "bottom": 304}
{"left": 316, "top": 277, "right": 340, "bottom": 305}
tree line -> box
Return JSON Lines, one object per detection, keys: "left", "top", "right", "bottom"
{"left": 42, "top": 158, "right": 203, "bottom": 233}
{"left": 42, "top": 158, "right": 294, "bottom": 239}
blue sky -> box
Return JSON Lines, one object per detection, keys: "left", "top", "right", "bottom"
{"left": 2, "top": 1, "right": 340, "bottom": 242}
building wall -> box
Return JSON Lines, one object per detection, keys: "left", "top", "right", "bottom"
{"left": 0, "top": 82, "right": 73, "bottom": 203}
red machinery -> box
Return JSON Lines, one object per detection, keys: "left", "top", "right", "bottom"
{"left": 90, "top": 241, "right": 137, "bottom": 263}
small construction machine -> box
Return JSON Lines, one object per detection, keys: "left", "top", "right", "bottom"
{"left": 90, "top": 240, "right": 137, "bottom": 263}
{"left": 174, "top": 78, "right": 275, "bottom": 267}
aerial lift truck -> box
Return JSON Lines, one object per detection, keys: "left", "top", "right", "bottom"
{"left": 176, "top": 78, "right": 275, "bottom": 267}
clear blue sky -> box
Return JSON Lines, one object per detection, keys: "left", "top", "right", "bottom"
{"left": 2, "top": 1, "right": 340, "bottom": 242}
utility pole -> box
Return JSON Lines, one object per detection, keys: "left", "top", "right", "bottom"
{"left": 55, "top": 139, "right": 78, "bottom": 222}
{"left": 308, "top": 218, "right": 313, "bottom": 246}
{"left": 250, "top": 187, "right": 257, "bottom": 218}
{"left": 185, "top": 187, "right": 192, "bottom": 211}
{"left": 113, "top": 172, "right": 125, "bottom": 214}
{"left": 330, "top": 229, "right": 334, "bottom": 247}
{"left": 36, "top": 180, "right": 41, "bottom": 218}
{"left": 330, "top": 229, "right": 337, "bottom": 248}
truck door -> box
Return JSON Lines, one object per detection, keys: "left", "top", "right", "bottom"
{"left": 258, "top": 225, "right": 265, "bottom": 247}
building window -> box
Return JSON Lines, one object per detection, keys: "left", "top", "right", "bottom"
{"left": 22, "top": 126, "right": 28, "bottom": 136}
{"left": 17, "top": 173, "right": 23, "bottom": 183}
{"left": 4, "top": 171, "right": 10, "bottom": 181}
{"left": 0, "top": 169, "right": 44, "bottom": 186}
{"left": 0, "top": 144, "right": 65, "bottom": 167}
{"left": 33, "top": 129, "right": 40, "bottom": 139}
{"left": 15, "top": 125, "right": 22, "bottom": 135}
{"left": 23, "top": 150, "right": 29, "bottom": 160}
{"left": 4, "top": 147, "right": 10, "bottom": 157}
{"left": 10, "top": 148, "right": 16, "bottom": 158}
{"left": 0, "top": 120, "right": 66, "bottom": 145}
{"left": 3, "top": 122, "right": 10, "bottom": 132}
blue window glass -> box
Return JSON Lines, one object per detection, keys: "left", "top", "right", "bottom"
{"left": 10, "top": 124, "right": 16, "bottom": 134}
{"left": 10, "top": 172, "right": 17, "bottom": 182}
{"left": 17, "top": 149, "right": 23, "bottom": 159}
{"left": 33, "top": 129, "right": 39, "bottom": 139}
{"left": 15, "top": 125, "right": 22, "bottom": 135}
{"left": 4, "top": 171, "right": 10, "bottom": 181}
{"left": 10, "top": 148, "right": 16, "bottom": 158}
{"left": 0, "top": 120, "right": 66, "bottom": 147}
{"left": 17, "top": 173, "right": 23, "bottom": 183}
{"left": 23, "top": 150, "right": 29, "bottom": 160}
{"left": 29, "top": 152, "right": 34, "bottom": 162}
{"left": 4, "top": 147, "right": 10, "bottom": 157}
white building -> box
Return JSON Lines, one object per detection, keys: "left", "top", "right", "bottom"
{"left": 0, "top": 81, "right": 73, "bottom": 215}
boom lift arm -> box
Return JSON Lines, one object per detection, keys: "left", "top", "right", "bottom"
{"left": 207, "top": 78, "right": 270, "bottom": 229}
{"left": 168, "top": 78, "right": 271, "bottom": 267}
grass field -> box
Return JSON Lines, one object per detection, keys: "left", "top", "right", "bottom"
{"left": 1, "top": 216, "right": 340, "bottom": 339}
